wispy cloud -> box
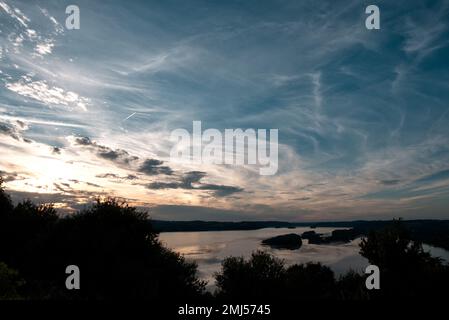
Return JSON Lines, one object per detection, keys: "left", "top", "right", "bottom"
{"left": 1, "top": 0, "right": 449, "bottom": 220}
{"left": 6, "top": 76, "right": 90, "bottom": 111}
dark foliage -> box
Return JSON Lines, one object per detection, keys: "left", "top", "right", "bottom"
{"left": 215, "top": 251, "right": 286, "bottom": 299}
{"left": 336, "top": 270, "right": 368, "bottom": 300}
{"left": 0, "top": 262, "right": 25, "bottom": 299}
{"left": 0, "top": 179, "right": 58, "bottom": 274}
{"left": 359, "top": 219, "right": 449, "bottom": 299}
{"left": 284, "top": 262, "right": 336, "bottom": 299}
{"left": 0, "top": 177, "right": 13, "bottom": 213}
{"left": 215, "top": 251, "right": 337, "bottom": 300}
{"left": 0, "top": 180, "right": 205, "bottom": 300}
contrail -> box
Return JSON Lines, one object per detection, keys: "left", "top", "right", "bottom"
{"left": 123, "top": 112, "right": 136, "bottom": 121}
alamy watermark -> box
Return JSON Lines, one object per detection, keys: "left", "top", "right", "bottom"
{"left": 65, "top": 264, "right": 80, "bottom": 290}
{"left": 365, "top": 264, "right": 380, "bottom": 289}
{"left": 65, "top": 5, "right": 80, "bottom": 30}
{"left": 170, "top": 121, "right": 278, "bottom": 175}
{"left": 365, "top": 5, "right": 380, "bottom": 30}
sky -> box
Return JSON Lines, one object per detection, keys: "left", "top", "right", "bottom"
{"left": 1, "top": 0, "right": 449, "bottom": 221}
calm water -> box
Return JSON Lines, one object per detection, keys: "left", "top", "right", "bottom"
{"left": 159, "top": 227, "right": 449, "bottom": 290}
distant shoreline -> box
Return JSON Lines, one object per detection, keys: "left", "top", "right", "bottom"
{"left": 152, "top": 219, "right": 449, "bottom": 232}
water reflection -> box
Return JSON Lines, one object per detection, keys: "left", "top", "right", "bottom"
{"left": 159, "top": 227, "right": 449, "bottom": 290}
{"left": 160, "top": 227, "right": 362, "bottom": 289}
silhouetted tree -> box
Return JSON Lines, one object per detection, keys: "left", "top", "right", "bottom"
{"left": 0, "top": 181, "right": 206, "bottom": 300}
{"left": 26, "top": 198, "right": 205, "bottom": 299}
{"left": 360, "top": 219, "right": 449, "bottom": 298}
{"left": 215, "top": 251, "right": 285, "bottom": 299}
{"left": 336, "top": 270, "right": 368, "bottom": 300}
{"left": 285, "top": 262, "right": 336, "bottom": 299}
{"left": 0, "top": 178, "right": 57, "bottom": 272}
{"left": 0, "top": 177, "right": 13, "bottom": 213}
{"left": 215, "top": 251, "right": 338, "bottom": 300}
